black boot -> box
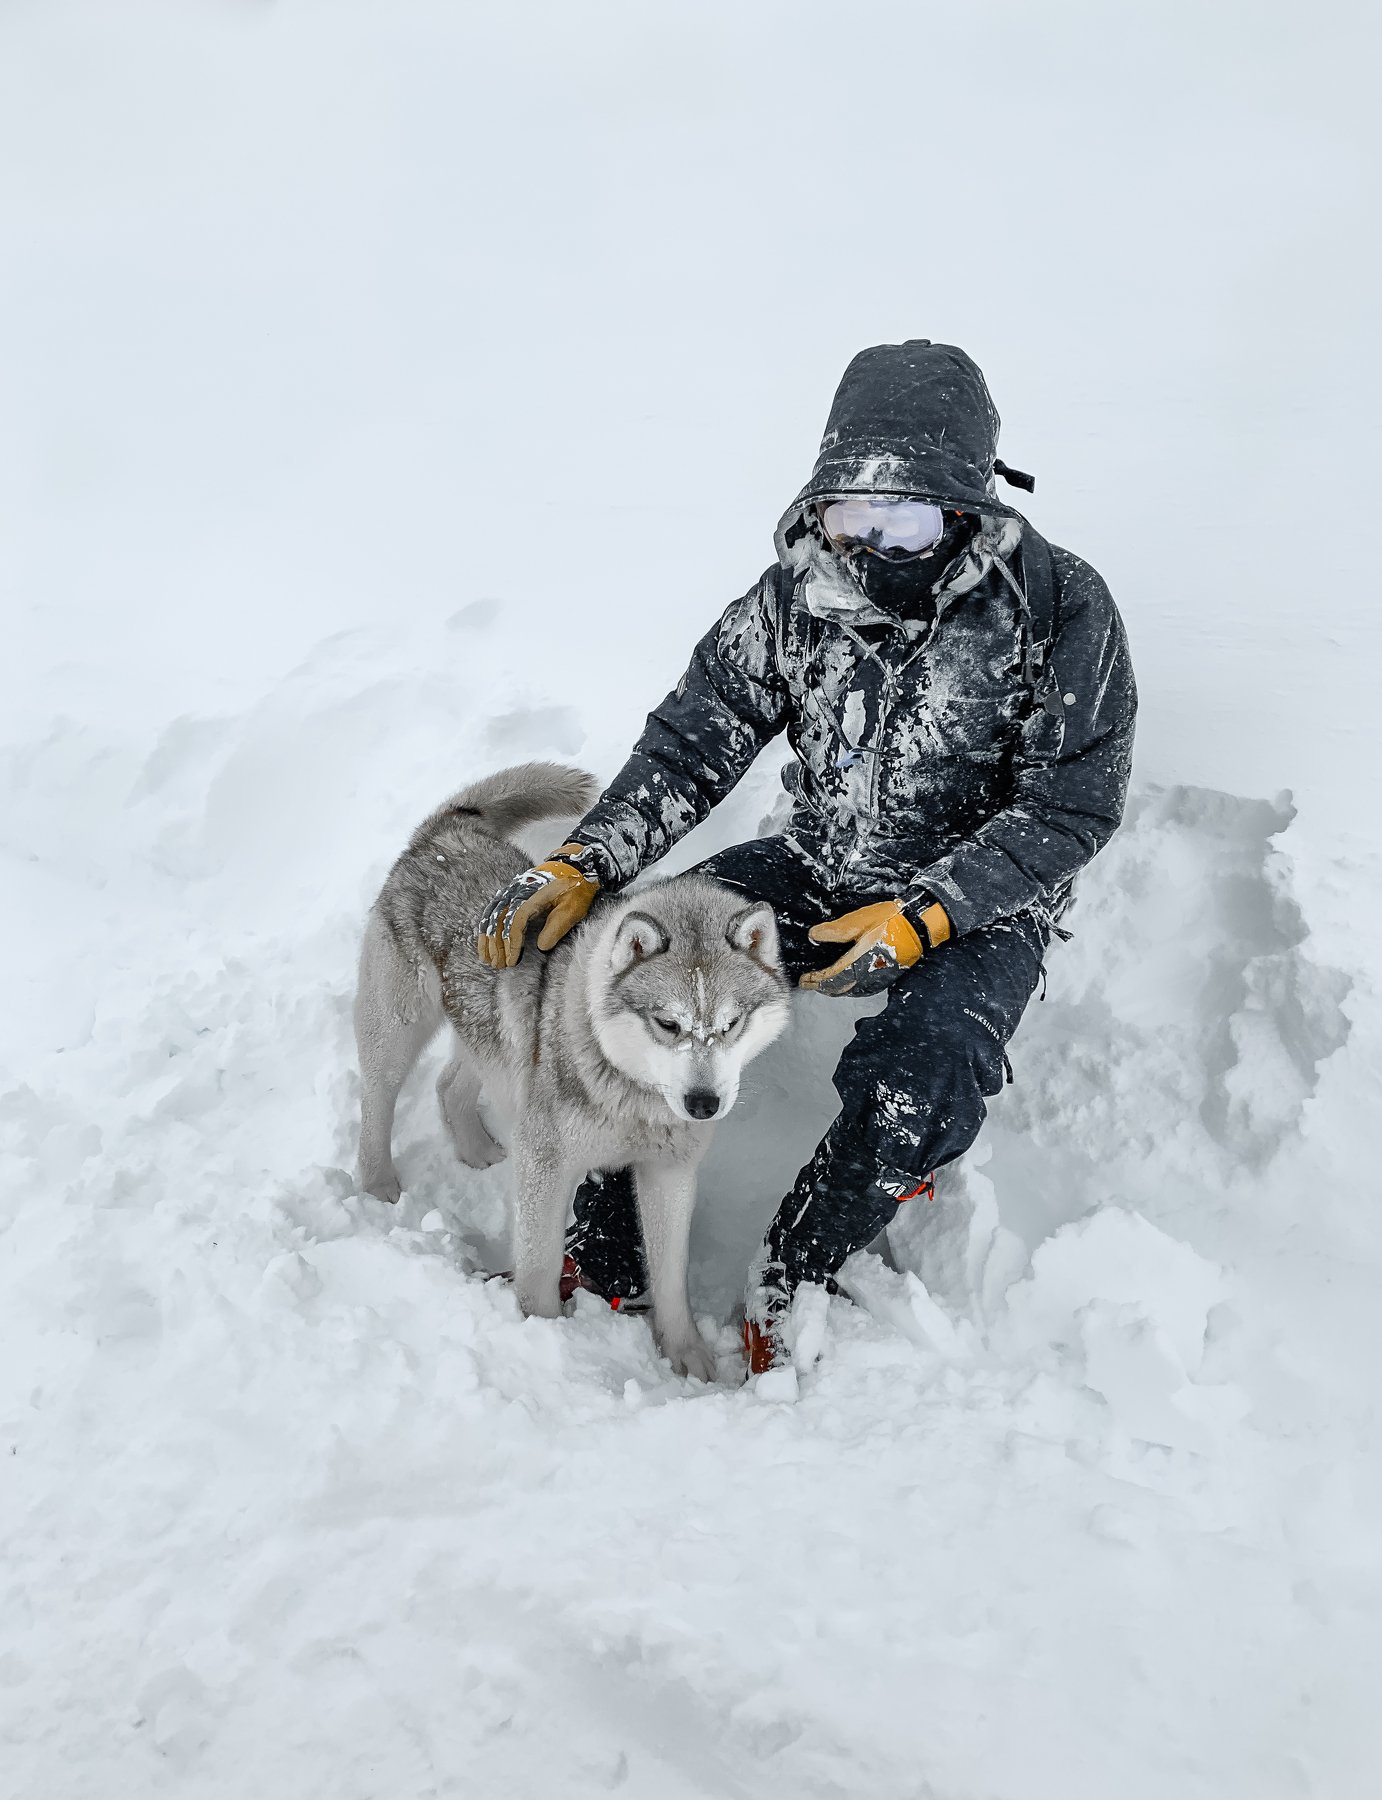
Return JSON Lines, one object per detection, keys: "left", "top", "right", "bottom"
{"left": 565, "top": 1168, "right": 648, "bottom": 1302}
{"left": 742, "top": 1148, "right": 938, "bottom": 1368}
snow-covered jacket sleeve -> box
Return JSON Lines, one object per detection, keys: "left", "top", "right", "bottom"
{"left": 568, "top": 570, "right": 791, "bottom": 887}
{"left": 907, "top": 552, "right": 1137, "bottom": 936}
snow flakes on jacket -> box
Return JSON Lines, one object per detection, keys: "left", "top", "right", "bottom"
{"left": 570, "top": 341, "right": 1137, "bottom": 937}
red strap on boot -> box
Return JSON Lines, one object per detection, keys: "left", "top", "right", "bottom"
{"left": 742, "top": 1317, "right": 783, "bottom": 1375}
{"left": 894, "top": 1172, "right": 936, "bottom": 1204}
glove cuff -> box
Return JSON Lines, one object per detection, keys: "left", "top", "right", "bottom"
{"left": 545, "top": 842, "right": 604, "bottom": 889}
{"left": 888, "top": 908, "right": 926, "bottom": 968}
{"left": 901, "top": 890, "right": 952, "bottom": 950}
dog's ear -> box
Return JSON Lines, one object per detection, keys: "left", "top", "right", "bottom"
{"left": 727, "top": 902, "right": 781, "bottom": 971}
{"left": 611, "top": 909, "right": 670, "bottom": 975}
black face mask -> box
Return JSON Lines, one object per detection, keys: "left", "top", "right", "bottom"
{"left": 850, "top": 512, "right": 977, "bottom": 618}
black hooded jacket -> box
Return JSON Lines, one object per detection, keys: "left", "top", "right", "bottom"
{"left": 568, "top": 341, "right": 1137, "bottom": 937}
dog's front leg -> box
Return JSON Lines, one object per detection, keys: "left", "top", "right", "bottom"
{"left": 510, "top": 1126, "right": 575, "bottom": 1320}
{"left": 634, "top": 1158, "right": 715, "bottom": 1383}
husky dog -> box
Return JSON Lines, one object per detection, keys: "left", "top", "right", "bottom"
{"left": 353, "top": 762, "right": 791, "bottom": 1380}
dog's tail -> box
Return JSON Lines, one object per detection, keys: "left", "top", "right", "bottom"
{"left": 410, "top": 762, "right": 600, "bottom": 850}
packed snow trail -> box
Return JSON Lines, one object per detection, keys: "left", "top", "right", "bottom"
{"left": 3, "top": 615, "right": 1375, "bottom": 1799}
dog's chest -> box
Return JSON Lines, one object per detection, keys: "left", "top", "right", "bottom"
{"left": 550, "top": 1090, "right": 698, "bottom": 1172}
{"left": 596, "top": 1113, "right": 689, "bottom": 1164}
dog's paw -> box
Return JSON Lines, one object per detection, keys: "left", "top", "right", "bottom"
{"left": 359, "top": 1168, "right": 402, "bottom": 1204}
{"left": 661, "top": 1332, "right": 717, "bottom": 1384}
{"left": 451, "top": 1128, "right": 508, "bottom": 1170}
{"left": 514, "top": 1282, "right": 563, "bottom": 1321}
{"left": 441, "top": 1095, "right": 508, "bottom": 1169}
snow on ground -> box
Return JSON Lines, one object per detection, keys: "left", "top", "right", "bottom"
{"left": 3, "top": 4, "right": 1381, "bottom": 1798}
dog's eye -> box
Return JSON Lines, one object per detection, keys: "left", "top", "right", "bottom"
{"left": 722, "top": 1015, "right": 743, "bottom": 1036}
{"left": 651, "top": 1015, "right": 682, "bottom": 1037}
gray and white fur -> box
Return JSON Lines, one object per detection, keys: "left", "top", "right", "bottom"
{"left": 353, "top": 762, "right": 791, "bottom": 1380}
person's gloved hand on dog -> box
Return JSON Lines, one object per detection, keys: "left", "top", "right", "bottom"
{"left": 798, "top": 895, "right": 951, "bottom": 996}
{"left": 477, "top": 843, "right": 601, "bottom": 968}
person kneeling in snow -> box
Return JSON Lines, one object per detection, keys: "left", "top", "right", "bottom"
{"left": 477, "top": 340, "right": 1136, "bottom": 1372}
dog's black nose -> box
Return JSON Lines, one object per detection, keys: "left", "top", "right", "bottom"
{"left": 683, "top": 1089, "right": 721, "bottom": 1120}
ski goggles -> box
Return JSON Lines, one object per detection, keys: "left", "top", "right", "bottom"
{"left": 818, "top": 495, "right": 946, "bottom": 558}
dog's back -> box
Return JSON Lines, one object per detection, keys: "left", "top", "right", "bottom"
{"left": 374, "top": 761, "right": 599, "bottom": 974}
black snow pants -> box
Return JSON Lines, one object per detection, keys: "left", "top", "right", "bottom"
{"left": 568, "top": 834, "right": 1048, "bottom": 1302}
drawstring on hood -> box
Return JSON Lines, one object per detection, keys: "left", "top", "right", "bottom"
{"left": 993, "top": 458, "right": 1035, "bottom": 492}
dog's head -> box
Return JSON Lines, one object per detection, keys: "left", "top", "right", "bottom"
{"left": 588, "top": 877, "right": 790, "bottom": 1123}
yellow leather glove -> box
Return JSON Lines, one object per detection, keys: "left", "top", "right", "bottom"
{"left": 799, "top": 897, "right": 951, "bottom": 997}
{"left": 477, "top": 843, "right": 600, "bottom": 969}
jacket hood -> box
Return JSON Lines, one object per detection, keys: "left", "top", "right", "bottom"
{"left": 772, "top": 342, "right": 1030, "bottom": 626}
{"left": 775, "top": 341, "right": 1026, "bottom": 562}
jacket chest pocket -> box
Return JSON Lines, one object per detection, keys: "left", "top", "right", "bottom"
{"left": 888, "top": 672, "right": 1024, "bottom": 763}
{"left": 929, "top": 692, "right": 1025, "bottom": 757}
{"left": 901, "top": 622, "right": 1027, "bottom": 753}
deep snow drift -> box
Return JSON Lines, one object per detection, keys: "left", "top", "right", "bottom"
{"left": 3, "top": 5, "right": 1381, "bottom": 1798}
{"left": 3, "top": 612, "right": 1376, "bottom": 1798}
